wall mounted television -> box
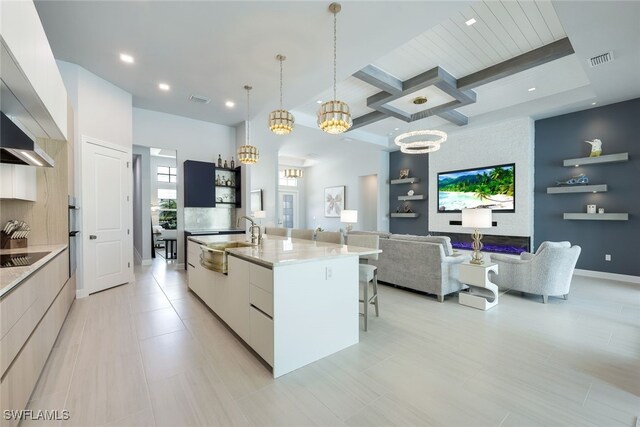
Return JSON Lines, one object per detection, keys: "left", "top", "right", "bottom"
{"left": 437, "top": 163, "right": 515, "bottom": 213}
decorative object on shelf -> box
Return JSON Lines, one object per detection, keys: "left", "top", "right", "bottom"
{"left": 598, "top": 208, "right": 605, "bottom": 214}
{"left": 394, "top": 129, "right": 447, "bottom": 154}
{"left": 396, "top": 205, "right": 402, "bottom": 213}
{"left": 238, "top": 85, "right": 259, "bottom": 164}
{"left": 268, "top": 54, "right": 295, "bottom": 135}
{"left": 403, "top": 204, "right": 414, "bottom": 213}
{"left": 587, "top": 204, "right": 596, "bottom": 214}
{"left": 586, "top": 139, "right": 602, "bottom": 157}
{"left": 317, "top": 3, "right": 352, "bottom": 134}
{"left": 324, "top": 185, "right": 345, "bottom": 217}
{"left": 218, "top": 154, "right": 222, "bottom": 167}
{"left": 284, "top": 168, "right": 303, "bottom": 178}
{"left": 462, "top": 208, "right": 493, "bottom": 265}
{"left": 399, "top": 168, "right": 410, "bottom": 179}
{"left": 408, "top": 190, "right": 414, "bottom": 196}
{"left": 223, "top": 159, "right": 228, "bottom": 168}
{"left": 230, "top": 157, "right": 235, "bottom": 168}
{"left": 226, "top": 178, "right": 232, "bottom": 186}
{"left": 216, "top": 197, "right": 223, "bottom": 203}
{"left": 556, "top": 173, "right": 589, "bottom": 186}
{"left": 340, "top": 210, "right": 358, "bottom": 232}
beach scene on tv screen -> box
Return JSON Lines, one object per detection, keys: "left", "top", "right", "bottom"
{"left": 438, "top": 165, "right": 514, "bottom": 212}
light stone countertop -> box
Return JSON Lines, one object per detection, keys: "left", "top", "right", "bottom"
{"left": 0, "top": 244, "right": 68, "bottom": 298}
{"left": 188, "top": 234, "right": 381, "bottom": 268}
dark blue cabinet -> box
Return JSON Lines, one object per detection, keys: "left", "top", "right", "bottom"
{"left": 184, "top": 160, "right": 215, "bottom": 207}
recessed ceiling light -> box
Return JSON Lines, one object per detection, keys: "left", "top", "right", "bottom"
{"left": 591, "top": 102, "right": 597, "bottom": 105}
{"left": 465, "top": 18, "right": 477, "bottom": 26}
{"left": 528, "top": 87, "right": 536, "bottom": 92}
{"left": 158, "top": 83, "right": 170, "bottom": 91}
{"left": 120, "top": 53, "right": 134, "bottom": 64}
{"left": 394, "top": 128, "right": 399, "bottom": 131}
{"left": 225, "top": 101, "right": 235, "bottom": 108}
{"left": 316, "top": 100, "right": 323, "bottom": 104}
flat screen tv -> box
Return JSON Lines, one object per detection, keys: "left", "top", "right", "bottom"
{"left": 437, "top": 163, "right": 515, "bottom": 212}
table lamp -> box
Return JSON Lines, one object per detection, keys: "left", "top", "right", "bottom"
{"left": 340, "top": 210, "right": 358, "bottom": 233}
{"left": 462, "top": 208, "right": 492, "bottom": 265}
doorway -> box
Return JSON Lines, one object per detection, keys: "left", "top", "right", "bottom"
{"left": 358, "top": 174, "right": 378, "bottom": 231}
{"left": 279, "top": 191, "right": 298, "bottom": 228}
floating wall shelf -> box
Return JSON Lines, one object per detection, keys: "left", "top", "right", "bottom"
{"left": 398, "top": 195, "right": 426, "bottom": 201}
{"left": 563, "top": 152, "right": 629, "bottom": 167}
{"left": 563, "top": 213, "right": 628, "bottom": 221}
{"left": 390, "top": 213, "right": 420, "bottom": 218}
{"left": 390, "top": 178, "right": 420, "bottom": 185}
{"left": 547, "top": 184, "right": 607, "bottom": 194}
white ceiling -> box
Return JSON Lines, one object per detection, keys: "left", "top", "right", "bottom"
{"left": 34, "top": 0, "right": 640, "bottom": 161}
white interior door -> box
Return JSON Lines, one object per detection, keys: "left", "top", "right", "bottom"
{"left": 83, "top": 140, "right": 131, "bottom": 294}
{"left": 279, "top": 191, "right": 298, "bottom": 229}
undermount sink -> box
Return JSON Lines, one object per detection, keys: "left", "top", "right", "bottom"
{"left": 200, "top": 241, "right": 255, "bottom": 273}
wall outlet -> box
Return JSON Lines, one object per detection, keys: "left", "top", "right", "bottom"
{"left": 605, "top": 254, "right": 611, "bottom": 261}
{"left": 325, "top": 267, "right": 332, "bottom": 280}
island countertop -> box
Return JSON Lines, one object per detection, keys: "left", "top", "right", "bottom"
{"left": 188, "top": 234, "right": 380, "bottom": 268}
{"left": 0, "top": 244, "right": 68, "bottom": 297}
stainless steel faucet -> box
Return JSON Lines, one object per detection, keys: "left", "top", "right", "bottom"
{"left": 237, "top": 215, "right": 262, "bottom": 245}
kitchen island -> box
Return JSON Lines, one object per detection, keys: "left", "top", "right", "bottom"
{"left": 187, "top": 234, "right": 380, "bottom": 378}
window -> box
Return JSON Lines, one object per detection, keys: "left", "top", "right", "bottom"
{"left": 279, "top": 170, "right": 298, "bottom": 187}
{"left": 157, "top": 166, "right": 177, "bottom": 183}
{"left": 157, "top": 189, "right": 177, "bottom": 230}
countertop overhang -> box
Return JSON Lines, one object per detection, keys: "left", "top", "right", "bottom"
{"left": 188, "top": 234, "right": 381, "bottom": 268}
{"left": 0, "top": 244, "right": 68, "bottom": 297}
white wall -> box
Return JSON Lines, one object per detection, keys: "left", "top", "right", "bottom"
{"left": 428, "top": 117, "right": 535, "bottom": 237}
{"left": 132, "top": 145, "right": 151, "bottom": 263}
{"left": 57, "top": 61, "right": 133, "bottom": 295}
{"left": 359, "top": 175, "right": 378, "bottom": 231}
{"left": 133, "top": 108, "right": 236, "bottom": 266}
{"left": 305, "top": 150, "right": 389, "bottom": 232}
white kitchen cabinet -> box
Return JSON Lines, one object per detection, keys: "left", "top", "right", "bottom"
{"left": 0, "top": 0, "right": 67, "bottom": 140}
{"left": 0, "top": 164, "right": 36, "bottom": 201}
{"left": 225, "top": 256, "right": 250, "bottom": 342}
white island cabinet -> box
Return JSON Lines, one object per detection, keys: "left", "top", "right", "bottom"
{"left": 187, "top": 235, "right": 378, "bottom": 377}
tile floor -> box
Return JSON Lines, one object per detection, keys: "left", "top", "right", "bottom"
{"left": 25, "top": 259, "right": 640, "bottom": 426}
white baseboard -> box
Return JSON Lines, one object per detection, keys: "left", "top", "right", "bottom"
{"left": 176, "top": 263, "right": 185, "bottom": 270}
{"left": 76, "top": 289, "right": 88, "bottom": 299}
{"left": 574, "top": 268, "right": 640, "bottom": 284}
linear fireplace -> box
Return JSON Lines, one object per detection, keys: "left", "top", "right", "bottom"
{"left": 430, "top": 232, "right": 530, "bottom": 256}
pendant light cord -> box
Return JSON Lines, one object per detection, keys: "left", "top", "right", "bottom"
{"left": 246, "top": 86, "right": 251, "bottom": 145}
{"left": 333, "top": 10, "right": 337, "bottom": 101}
{"left": 279, "top": 58, "right": 284, "bottom": 109}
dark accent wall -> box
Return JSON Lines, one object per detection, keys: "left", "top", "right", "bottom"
{"left": 535, "top": 98, "right": 640, "bottom": 276}
{"left": 389, "top": 151, "right": 429, "bottom": 235}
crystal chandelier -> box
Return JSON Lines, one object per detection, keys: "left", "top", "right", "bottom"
{"left": 317, "top": 3, "right": 352, "bottom": 134}
{"left": 268, "top": 55, "right": 294, "bottom": 135}
{"left": 283, "top": 168, "right": 303, "bottom": 178}
{"left": 238, "top": 85, "right": 259, "bottom": 164}
{"left": 394, "top": 130, "right": 447, "bottom": 154}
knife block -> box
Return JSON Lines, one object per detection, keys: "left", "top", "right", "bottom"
{"left": 1, "top": 232, "right": 27, "bottom": 249}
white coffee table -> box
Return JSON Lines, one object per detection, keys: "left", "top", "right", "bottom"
{"left": 458, "top": 262, "right": 499, "bottom": 311}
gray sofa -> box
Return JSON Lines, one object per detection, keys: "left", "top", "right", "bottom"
{"left": 349, "top": 231, "right": 471, "bottom": 302}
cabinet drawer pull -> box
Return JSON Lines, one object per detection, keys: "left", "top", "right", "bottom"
{"left": 188, "top": 263, "right": 195, "bottom": 268}
{"left": 250, "top": 303, "right": 272, "bottom": 320}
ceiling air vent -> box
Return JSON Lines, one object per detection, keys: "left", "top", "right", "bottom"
{"left": 588, "top": 51, "right": 614, "bottom": 68}
{"left": 189, "top": 94, "right": 211, "bottom": 104}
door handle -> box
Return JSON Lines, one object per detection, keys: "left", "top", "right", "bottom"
{"left": 89, "top": 235, "right": 97, "bottom": 240}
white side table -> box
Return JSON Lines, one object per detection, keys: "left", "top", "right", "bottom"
{"left": 458, "top": 262, "right": 499, "bottom": 311}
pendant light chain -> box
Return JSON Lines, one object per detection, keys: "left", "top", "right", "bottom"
{"left": 246, "top": 86, "right": 251, "bottom": 145}
{"left": 279, "top": 58, "right": 284, "bottom": 109}
{"left": 268, "top": 55, "right": 294, "bottom": 135}
{"left": 239, "top": 84, "right": 259, "bottom": 164}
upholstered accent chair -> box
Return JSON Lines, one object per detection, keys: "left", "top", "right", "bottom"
{"left": 490, "top": 241, "right": 581, "bottom": 303}
{"left": 291, "top": 228, "right": 314, "bottom": 240}
{"left": 264, "top": 227, "right": 289, "bottom": 237}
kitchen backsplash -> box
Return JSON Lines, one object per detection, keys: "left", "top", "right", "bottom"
{"left": 184, "top": 207, "right": 236, "bottom": 230}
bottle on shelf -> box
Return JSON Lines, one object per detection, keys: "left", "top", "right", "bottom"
{"left": 216, "top": 174, "right": 221, "bottom": 185}
{"left": 230, "top": 157, "right": 235, "bottom": 168}
{"left": 217, "top": 154, "right": 222, "bottom": 167}
{"left": 223, "top": 159, "right": 228, "bottom": 168}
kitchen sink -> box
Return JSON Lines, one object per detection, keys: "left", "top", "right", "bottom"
{"left": 199, "top": 241, "right": 255, "bottom": 273}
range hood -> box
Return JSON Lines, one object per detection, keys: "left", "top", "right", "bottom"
{"left": 1, "top": 112, "right": 54, "bottom": 167}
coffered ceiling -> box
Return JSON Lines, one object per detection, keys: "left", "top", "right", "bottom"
{"left": 34, "top": 0, "right": 640, "bottom": 160}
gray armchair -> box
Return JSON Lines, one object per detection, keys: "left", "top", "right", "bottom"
{"left": 490, "top": 242, "right": 581, "bottom": 303}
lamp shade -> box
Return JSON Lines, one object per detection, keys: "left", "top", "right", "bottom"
{"left": 340, "top": 210, "right": 358, "bottom": 224}
{"left": 253, "top": 210, "right": 266, "bottom": 219}
{"left": 462, "top": 208, "right": 492, "bottom": 228}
